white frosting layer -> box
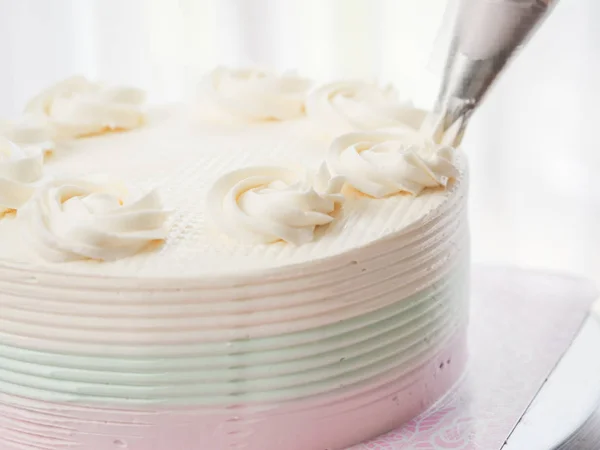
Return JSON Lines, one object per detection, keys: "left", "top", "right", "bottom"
{"left": 207, "top": 165, "right": 344, "bottom": 245}
{"left": 0, "top": 114, "right": 56, "bottom": 155}
{"left": 203, "top": 67, "right": 312, "bottom": 120}
{"left": 305, "top": 81, "right": 419, "bottom": 134}
{"left": 0, "top": 138, "right": 44, "bottom": 215}
{"left": 327, "top": 131, "right": 459, "bottom": 197}
{"left": 25, "top": 76, "right": 146, "bottom": 138}
{"left": 21, "top": 178, "right": 169, "bottom": 262}
{"left": 0, "top": 105, "right": 465, "bottom": 277}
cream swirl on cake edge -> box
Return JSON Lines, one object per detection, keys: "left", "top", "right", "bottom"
{"left": 0, "top": 137, "right": 44, "bottom": 216}
{"left": 24, "top": 76, "right": 146, "bottom": 139}
{"left": 207, "top": 165, "right": 345, "bottom": 245}
{"left": 327, "top": 131, "right": 459, "bottom": 198}
{"left": 305, "top": 80, "right": 421, "bottom": 134}
{"left": 202, "top": 67, "right": 312, "bottom": 120}
{"left": 20, "top": 178, "right": 170, "bottom": 262}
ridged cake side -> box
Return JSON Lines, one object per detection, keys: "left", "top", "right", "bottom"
{"left": 0, "top": 168, "right": 468, "bottom": 449}
{"left": 0, "top": 88, "right": 469, "bottom": 449}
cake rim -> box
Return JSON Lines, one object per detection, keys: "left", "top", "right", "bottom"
{"left": 0, "top": 157, "right": 467, "bottom": 285}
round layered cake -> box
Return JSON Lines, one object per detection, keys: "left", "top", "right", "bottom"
{"left": 0, "top": 70, "right": 469, "bottom": 450}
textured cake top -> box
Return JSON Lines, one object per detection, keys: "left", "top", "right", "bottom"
{"left": 0, "top": 69, "right": 464, "bottom": 278}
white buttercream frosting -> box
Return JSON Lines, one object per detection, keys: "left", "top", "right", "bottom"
{"left": 305, "top": 81, "right": 419, "bottom": 134}
{"left": 25, "top": 76, "right": 146, "bottom": 138}
{"left": 0, "top": 114, "right": 56, "bottom": 156}
{"left": 0, "top": 137, "right": 44, "bottom": 215}
{"left": 207, "top": 165, "right": 345, "bottom": 245}
{"left": 327, "top": 131, "right": 459, "bottom": 198}
{"left": 0, "top": 103, "right": 465, "bottom": 277}
{"left": 21, "top": 178, "right": 170, "bottom": 262}
{"left": 202, "top": 67, "right": 312, "bottom": 120}
{"left": 0, "top": 99, "right": 470, "bottom": 450}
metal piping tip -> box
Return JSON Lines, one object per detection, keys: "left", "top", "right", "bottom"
{"left": 423, "top": 0, "right": 557, "bottom": 147}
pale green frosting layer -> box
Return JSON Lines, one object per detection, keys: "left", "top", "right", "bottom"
{"left": 0, "top": 262, "right": 468, "bottom": 406}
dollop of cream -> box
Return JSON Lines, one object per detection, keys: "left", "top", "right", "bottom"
{"left": 21, "top": 178, "right": 170, "bottom": 262}
{"left": 207, "top": 165, "right": 345, "bottom": 245}
{"left": 0, "top": 137, "right": 44, "bottom": 215}
{"left": 202, "top": 67, "right": 312, "bottom": 120}
{"left": 305, "top": 81, "right": 420, "bottom": 134}
{"left": 326, "top": 131, "right": 459, "bottom": 198}
{"left": 0, "top": 115, "right": 56, "bottom": 156}
{"left": 25, "top": 76, "right": 146, "bottom": 139}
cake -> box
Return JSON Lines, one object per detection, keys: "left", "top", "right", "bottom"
{"left": 0, "top": 68, "right": 469, "bottom": 450}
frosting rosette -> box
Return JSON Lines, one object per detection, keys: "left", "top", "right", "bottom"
{"left": 21, "top": 178, "right": 170, "bottom": 262}
{"left": 24, "top": 76, "right": 146, "bottom": 138}
{"left": 0, "top": 137, "right": 44, "bottom": 216}
{"left": 203, "top": 67, "right": 312, "bottom": 120}
{"left": 305, "top": 81, "right": 420, "bottom": 133}
{"left": 207, "top": 165, "right": 345, "bottom": 245}
{"left": 326, "top": 131, "right": 459, "bottom": 198}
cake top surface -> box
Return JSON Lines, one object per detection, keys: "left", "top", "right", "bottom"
{"left": 0, "top": 73, "right": 464, "bottom": 279}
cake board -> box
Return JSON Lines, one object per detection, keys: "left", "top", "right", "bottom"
{"left": 350, "top": 265, "right": 599, "bottom": 450}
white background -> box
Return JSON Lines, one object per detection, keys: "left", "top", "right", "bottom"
{"left": 1, "top": 0, "right": 599, "bottom": 285}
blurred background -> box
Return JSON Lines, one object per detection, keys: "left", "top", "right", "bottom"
{"left": 1, "top": 0, "right": 599, "bottom": 284}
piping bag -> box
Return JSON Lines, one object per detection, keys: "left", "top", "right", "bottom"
{"left": 421, "top": 0, "right": 558, "bottom": 146}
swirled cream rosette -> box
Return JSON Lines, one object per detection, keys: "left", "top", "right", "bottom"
{"left": 25, "top": 76, "right": 146, "bottom": 139}
{"left": 207, "top": 165, "right": 345, "bottom": 245}
{"left": 21, "top": 177, "right": 170, "bottom": 262}
{"left": 202, "top": 67, "right": 312, "bottom": 121}
{"left": 326, "top": 131, "right": 459, "bottom": 198}
{"left": 0, "top": 137, "right": 44, "bottom": 216}
{"left": 305, "top": 80, "right": 420, "bottom": 134}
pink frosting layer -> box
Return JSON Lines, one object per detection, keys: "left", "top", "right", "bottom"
{"left": 0, "top": 332, "right": 466, "bottom": 450}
